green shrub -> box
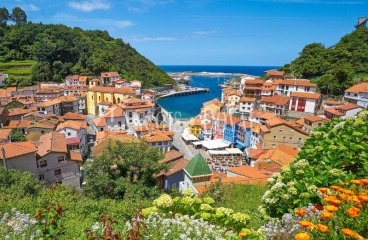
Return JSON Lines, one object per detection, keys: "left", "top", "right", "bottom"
{"left": 261, "top": 110, "right": 368, "bottom": 218}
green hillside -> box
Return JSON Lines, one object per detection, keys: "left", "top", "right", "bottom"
{"left": 280, "top": 28, "right": 368, "bottom": 95}
{"left": 0, "top": 9, "right": 174, "bottom": 88}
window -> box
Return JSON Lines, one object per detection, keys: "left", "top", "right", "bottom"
{"left": 279, "top": 128, "right": 283, "bottom": 132}
{"left": 41, "top": 130, "right": 45, "bottom": 134}
{"left": 283, "top": 136, "right": 286, "bottom": 141}
{"left": 158, "top": 142, "right": 163, "bottom": 145}
{"left": 67, "top": 132, "right": 71, "bottom": 136}
{"left": 100, "top": 128, "right": 103, "bottom": 131}
{"left": 42, "top": 108, "right": 45, "bottom": 111}
{"left": 118, "top": 121, "right": 122, "bottom": 127}
{"left": 290, "top": 137, "right": 293, "bottom": 141}
{"left": 98, "top": 96, "right": 101, "bottom": 101}
{"left": 129, "top": 112, "right": 132, "bottom": 118}
{"left": 106, "top": 98, "right": 109, "bottom": 101}
{"left": 272, "top": 144, "right": 276, "bottom": 148}
{"left": 54, "top": 169, "right": 61, "bottom": 176}
{"left": 354, "top": 94, "right": 358, "bottom": 97}
{"left": 298, "top": 137, "right": 302, "bottom": 142}
{"left": 39, "top": 174, "right": 44, "bottom": 180}
{"left": 273, "top": 136, "right": 277, "bottom": 140}
{"left": 92, "top": 95, "right": 93, "bottom": 100}
{"left": 58, "top": 156, "right": 65, "bottom": 162}
{"left": 40, "top": 160, "right": 47, "bottom": 168}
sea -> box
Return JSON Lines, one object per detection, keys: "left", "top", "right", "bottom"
{"left": 157, "top": 65, "right": 280, "bottom": 119}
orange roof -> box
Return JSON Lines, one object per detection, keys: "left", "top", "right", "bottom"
{"left": 0, "top": 89, "right": 11, "bottom": 98}
{"left": 69, "top": 150, "right": 83, "bottom": 162}
{"left": 227, "top": 165, "right": 274, "bottom": 179}
{"left": 28, "top": 122, "right": 56, "bottom": 129}
{"left": 4, "top": 120, "right": 32, "bottom": 129}
{"left": 56, "top": 120, "right": 87, "bottom": 131}
{"left": 260, "top": 112, "right": 277, "bottom": 120}
{"left": 213, "top": 113, "right": 227, "bottom": 119}
{"left": 261, "top": 95, "right": 290, "bottom": 106}
{"left": 237, "top": 121, "right": 251, "bottom": 129}
{"left": 141, "top": 131, "right": 172, "bottom": 143}
{"left": 91, "top": 135, "right": 139, "bottom": 157}
{"left": 117, "top": 100, "right": 154, "bottom": 110}
{"left": 203, "top": 98, "right": 223, "bottom": 107}
{"left": 244, "top": 79, "right": 265, "bottom": 85}
{"left": 157, "top": 158, "right": 188, "bottom": 177}
{"left": 324, "top": 107, "right": 344, "bottom": 116}
{"left": 276, "top": 79, "right": 316, "bottom": 87}
{"left": 225, "top": 115, "right": 241, "bottom": 125}
{"left": 304, "top": 115, "right": 328, "bottom": 123}
{"left": 78, "top": 76, "right": 87, "bottom": 82}
{"left": 259, "top": 125, "right": 270, "bottom": 133}
{"left": 92, "top": 117, "right": 106, "bottom": 127}
{"left": 227, "top": 91, "right": 242, "bottom": 97}
{"left": 277, "top": 144, "right": 299, "bottom": 157}
{"left": 267, "top": 70, "right": 284, "bottom": 76}
{"left": 345, "top": 82, "right": 368, "bottom": 93}
{"left": 0, "top": 142, "right": 37, "bottom": 159}
{"left": 37, "top": 132, "right": 67, "bottom": 158}
{"left": 104, "top": 105, "right": 125, "bottom": 118}
{"left": 63, "top": 112, "right": 87, "bottom": 121}
{"left": 324, "top": 100, "right": 344, "bottom": 105}
{"left": 57, "top": 96, "right": 78, "bottom": 102}
{"left": 189, "top": 118, "right": 201, "bottom": 127}
{"left": 265, "top": 117, "right": 285, "bottom": 127}
{"left": 240, "top": 97, "right": 256, "bottom": 102}
{"left": 0, "top": 129, "right": 12, "bottom": 141}
{"left": 201, "top": 123, "right": 212, "bottom": 130}
{"left": 8, "top": 108, "right": 31, "bottom": 117}
{"left": 35, "top": 99, "right": 61, "bottom": 107}
{"left": 256, "top": 148, "right": 295, "bottom": 167}
{"left": 122, "top": 97, "right": 147, "bottom": 105}
{"left": 249, "top": 149, "right": 267, "bottom": 159}
{"left": 160, "top": 149, "right": 184, "bottom": 163}
{"left": 101, "top": 72, "right": 120, "bottom": 78}
{"left": 291, "top": 92, "right": 321, "bottom": 99}
{"left": 295, "top": 118, "right": 305, "bottom": 126}
{"left": 88, "top": 86, "right": 136, "bottom": 95}
{"left": 336, "top": 103, "right": 361, "bottom": 111}
{"left": 98, "top": 101, "right": 112, "bottom": 106}
{"left": 95, "top": 130, "right": 128, "bottom": 143}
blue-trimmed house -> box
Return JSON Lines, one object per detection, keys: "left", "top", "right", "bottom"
{"left": 223, "top": 116, "right": 241, "bottom": 146}
{"left": 236, "top": 121, "right": 252, "bottom": 150}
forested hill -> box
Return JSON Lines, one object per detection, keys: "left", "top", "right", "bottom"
{"left": 279, "top": 28, "right": 368, "bottom": 95}
{"left": 0, "top": 8, "right": 174, "bottom": 88}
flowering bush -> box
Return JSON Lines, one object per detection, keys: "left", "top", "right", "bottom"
{"left": 262, "top": 110, "right": 368, "bottom": 217}
{"left": 0, "top": 208, "right": 41, "bottom": 240}
{"left": 143, "top": 190, "right": 252, "bottom": 234}
{"left": 261, "top": 179, "right": 368, "bottom": 239}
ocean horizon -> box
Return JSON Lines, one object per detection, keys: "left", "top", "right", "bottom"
{"left": 157, "top": 65, "right": 280, "bottom": 119}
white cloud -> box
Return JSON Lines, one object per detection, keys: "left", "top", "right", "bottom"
{"left": 68, "top": 0, "right": 110, "bottom": 12}
{"left": 29, "top": 4, "right": 40, "bottom": 11}
{"left": 192, "top": 30, "right": 218, "bottom": 35}
{"left": 131, "top": 37, "right": 177, "bottom": 42}
{"left": 52, "top": 14, "right": 134, "bottom": 29}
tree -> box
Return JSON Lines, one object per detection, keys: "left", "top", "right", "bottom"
{"left": 10, "top": 129, "right": 27, "bottom": 142}
{"left": 83, "top": 140, "right": 168, "bottom": 200}
{"left": 0, "top": 7, "right": 9, "bottom": 27}
{"left": 10, "top": 7, "right": 27, "bottom": 25}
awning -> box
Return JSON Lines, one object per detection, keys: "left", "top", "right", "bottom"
{"left": 192, "top": 141, "right": 203, "bottom": 146}
{"left": 208, "top": 150, "right": 229, "bottom": 155}
{"left": 201, "top": 139, "right": 231, "bottom": 150}
{"left": 236, "top": 143, "right": 245, "bottom": 149}
{"left": 225, "top": 148, "right": 244, "bottom": 155}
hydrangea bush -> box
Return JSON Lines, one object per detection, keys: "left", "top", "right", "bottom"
{"left": 261, "top": 110, "right": 368, "bottom": 217}
{"left": 144, "top": 191, "right": 251, "bottom": 233}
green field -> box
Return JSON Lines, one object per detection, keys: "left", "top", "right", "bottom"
{"left": 0, "top": 60, "right": 36, "bottom": 79}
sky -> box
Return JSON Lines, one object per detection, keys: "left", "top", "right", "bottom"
{"left": 3, "top": 0, "right": 368, "bottom": 66}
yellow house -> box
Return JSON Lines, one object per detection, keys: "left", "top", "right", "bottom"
{"left": 189, "top": 118, "right": 201, "bottom": 137}
{"left": 86, "top": 86, "right": 136, "bottom": 115}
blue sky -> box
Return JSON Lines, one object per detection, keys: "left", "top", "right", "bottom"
{"left": 4, "top": 0, "right": 368, "bottom": 66}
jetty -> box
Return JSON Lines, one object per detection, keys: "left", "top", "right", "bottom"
{"left": 158, "top": 87, "right": 210, "bottom": 98}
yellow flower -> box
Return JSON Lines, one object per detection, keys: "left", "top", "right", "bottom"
{"left": 239, "top": 232, "right": 247, "bottom": 237}
{"left": 295, "top": 209, "right": 307, "bottom": 216}
{"left": 299, "top": 220, "right": 313, "bottom": 228}
{"left": 320, "top": 211, "right": 334, "bottom": 219}
{"left": 323, "top": 205, "right": 338, "bottom": 212}
{"left": 316, "top": 224, "right": 329, "bottom": 233}
{"left": 295, "top": 232, "right": 310, "bottom": 240}
{"left": 341, "top": 228, "right": 356, "bottom": 237}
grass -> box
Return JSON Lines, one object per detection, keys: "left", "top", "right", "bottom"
{"left": 0, "top": 60, "right": 36, "bottom": 80}
{"left": 202, "top": 182, "right": 267, "bottom": 229}
{"left": 0, "top": 60, "right": 36, "bottom": 67}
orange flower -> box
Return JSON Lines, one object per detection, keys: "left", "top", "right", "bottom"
{"left": 339, "top": 194, "right": 349, "bottom": 200}
{"left": 295, "top": 209, "right": 308, "bottom": 216}
{"left": 318, "top": 188, "right": 329, "bottom": 194}
{"left": 358, "top": 195, "right": 368, "bottom": 203}
{"left": 330, "top": 186, "right": 340, "bottom": 191}
{"left": 316, "top": 224, "right": 329, "bottom": 233}
{"left": 299, "top": 220, "right": 313, "bottom": 228}
{"left": 295, "top": 232, "right": 310, "bottom": 240}
{"left": 323, "top": 196, "right": 336, "bottom": 203}
{"left": 360, "top": 179, "right": 368, "bottom": 185}
{"left": 346, "top": 207, "right": 360, "bottom": 218}
{"left": 320, "top": 211, "right": 334, "bottom": 219}
{"left": 239, "top": 232, "right": 247, "bottom": 237}
{"left": 351, "top": 180, "right": 362, "bottom": 186}
{"left": 330, "top": 199, "right": 342, "bottom": 206}
{"left": 341, "top": 228, "right": 356, "bottom": 237}
{"left": 323, "top": 205, "right": 338, "bottom": 212}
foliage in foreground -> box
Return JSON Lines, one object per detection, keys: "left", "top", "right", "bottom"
{"left": 203, "top": 182, "right": 267, "bottom": 229}
{"left": 261, "top": 179, "right": 368, "bottom": 240}
{"left": 261, "top": 110, "right": 368, "bottom": 218}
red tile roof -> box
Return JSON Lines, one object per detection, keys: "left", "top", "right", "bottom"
{"left": 88, "top": 86, "right": 135, "bottom": 95}
{"left": 8, "top": 108, "right": 31, "bottom": 117}
{"left": 275, "top": 79, "right": 316, "bottom": 87}
{"left": 304, "top": 115, "right": 328, "bottom": 123}
{"left": 240, "top": 97, "right": 256, "bottom": 102}
{"left": 291, "top": 92, "right": 321, "bottom": 100}
{"left": 37, "top": 132, "right": 67, "bottom": 158}
{"left": 66, "top": 137, "right": 80, "bottom": 145}
{"left": 336, "top": 103, "right": 361, "bottom": 111}
{"left": 69, "top": 150, "right": 83, "bottom": 162}
{"left": 63, "top": 112, "right": 87, "bottom": 121}
{"left": 345, "top": 82, "right": 368, "bottom": 93}
{"left": 0, "top": 129, "right": 11, "bottom": 141}
{"left": 227, "top": 165, "right": 274, "bottom": 179}
{"left": 0, "top": 142, "right": 37, "bottom": 159}
{"left": 261, "top": 95, "right": 290, "bottom": 106}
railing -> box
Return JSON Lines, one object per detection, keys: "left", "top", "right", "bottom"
{"left": 179, "top": 181, "right": 199, "bottom": 196}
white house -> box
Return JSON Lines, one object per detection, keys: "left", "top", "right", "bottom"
{"left": 141, "top": 130, "right": 173, "bottom": 152}
{"left": 1, "top": 142, "right": 38, "bottom": 178}
{"left": 35, "top": 99, "right": 61, "bottom": 115}
{"left": 239, "top": 97, "right": 256, "bottom": 114}
{"left": 118, "top": 98, "right": 155, "bottom": 127}
{"left": 344, "top": 82, "right": 368, "bottom": 108}
{"left": 289, "top": 92, "right": 322, "bottom": 114}
{"left": 101, "top": 72, "right": 120, "bottom": 85}
{"left": 130, "top": 80, "right": 142, "bottom": 96}
{"left": 324, "top": 104, "right": 363, "bottom": 119}
{"left": 55, "top": 120, "right": 87, "bottom": 151}
{"left": 272, "top": 79, "right": 317, "bottom": 96}
{"left": 92, "top": 117, "right": 107, "bottom": 133}
{"left": 97, "top": 101, "right": 113, "bottom": 117}
{"left": 113, "top": 79, "right": 131, "bottom": 89}
{"left": 102, "top": 105, "right": 127, "bottom": 131}
{"left": 141, "top": 90, "right": 157, "bottom": 103}
{"left": 36, "top": 132, "right": 82, "bottom": 189}
{"left": 260, "top": 95, "right": 290, "bottom": 116}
